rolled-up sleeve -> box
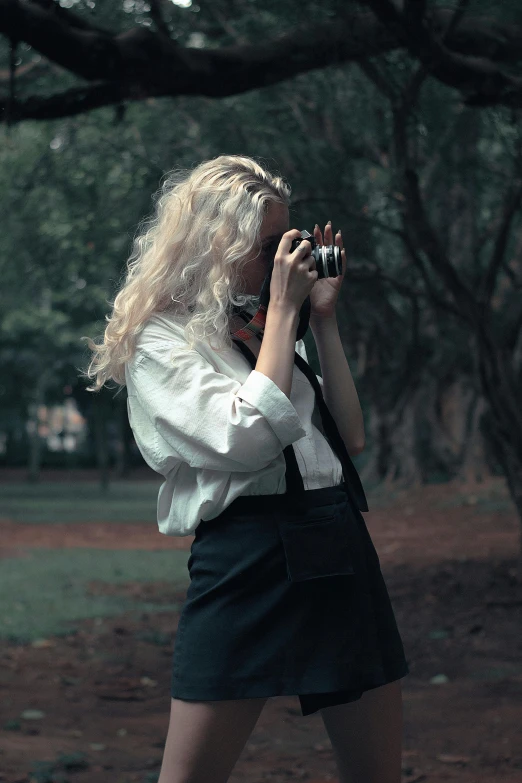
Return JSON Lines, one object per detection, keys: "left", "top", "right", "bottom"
{"left": 129, "top": 345, "right": 306, "bottom": 473}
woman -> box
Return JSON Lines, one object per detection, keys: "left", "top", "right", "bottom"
{"left": 82, "top": 154, "right": 409, "bottom": 783}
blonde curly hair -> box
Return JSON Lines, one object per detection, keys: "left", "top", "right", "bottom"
{"left": 79, "top": 154, "right": 291, "bottom": 393}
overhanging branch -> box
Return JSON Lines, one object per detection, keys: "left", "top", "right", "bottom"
{"left": 364, "top": 0, "right": 522, "bottom": 107}
{"left": 2, "top": 1, "right": 522, "bottom": 121}
{"left": 0, "top": 81, "right": 126, "bottom": 120}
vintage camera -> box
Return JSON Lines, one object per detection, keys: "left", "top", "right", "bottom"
{"left": 289, "top": 229, "right": 342, "bottom": 279}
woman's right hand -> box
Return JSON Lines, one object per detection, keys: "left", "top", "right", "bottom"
{"left": 269, "top": 229, "right": 318, "bottom": 312}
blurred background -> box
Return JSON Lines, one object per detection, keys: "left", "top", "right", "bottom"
{"left": 0, "top": 1, "right": 521, "bottom": 782}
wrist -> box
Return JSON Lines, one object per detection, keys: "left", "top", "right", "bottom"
{"left": 310, "top": 313, "right": 338, "bottom": 330}
{"left": 267, "top": 302, "right": 300, "bottom": 322}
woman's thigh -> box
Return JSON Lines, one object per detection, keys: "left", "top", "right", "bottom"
{"left": 319, "top": 679, "right": 404, "bottom": 783}
{"left": 158, "top": 696, "right": 268, "bottom": 783}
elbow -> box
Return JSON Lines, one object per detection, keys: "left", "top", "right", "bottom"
{"left": 348, "top": 441, "right": 365, "bottom": 457}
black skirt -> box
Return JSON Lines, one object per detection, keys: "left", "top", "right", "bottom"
{"left": 170, "top": 481, "right": 409, "bottom": 717}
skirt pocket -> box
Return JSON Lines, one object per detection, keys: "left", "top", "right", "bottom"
{"left": 279, "top": 508, "right": 356, "bottom": 583}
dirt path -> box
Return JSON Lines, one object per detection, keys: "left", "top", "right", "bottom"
{"left": 0, "top": 475, "right": 521, "bottom": 783}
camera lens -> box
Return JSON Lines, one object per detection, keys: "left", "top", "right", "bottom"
{"left": 314, "top": 244, "right": 342, "bottom": 279}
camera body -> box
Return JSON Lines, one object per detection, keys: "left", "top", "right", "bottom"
{"left": 289, "top": 229, "right": 342, "bottom": 279}
{"left": 231, "top": 227, "right": 343, "bottom": 344}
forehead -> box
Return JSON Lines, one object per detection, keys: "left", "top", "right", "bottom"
{"left": 261, "top": 202, "right": 289, "bottom": 240}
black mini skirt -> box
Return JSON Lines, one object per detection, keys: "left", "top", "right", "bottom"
{"left": 170, "top": 481, "right": 409, "bottom": 717}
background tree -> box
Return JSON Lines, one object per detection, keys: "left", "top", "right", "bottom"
{"left": 1, "top": 0, "right": 521, "bottom": 568}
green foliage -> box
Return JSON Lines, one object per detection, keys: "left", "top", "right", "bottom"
{"left": 1, "top": 0, "right": 521, "bottom": 478}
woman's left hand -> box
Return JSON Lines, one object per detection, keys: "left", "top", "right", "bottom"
{"left": 308, "top": 221, "right": 346, "bottom": 320}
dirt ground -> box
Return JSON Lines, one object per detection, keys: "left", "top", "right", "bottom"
{"left": 0, "top": 470, "right": 521, "bottom": 783}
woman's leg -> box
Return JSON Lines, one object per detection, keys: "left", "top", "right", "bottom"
{"left": 319, "top": 679, "right": 404, "bottom": 783}
{"left": 158, "top": 695, "right": 268, "bottom": 783}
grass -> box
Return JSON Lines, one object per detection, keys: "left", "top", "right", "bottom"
{"left": 0, "top": 547, "right": 190, "bottom": 643}
{"left": 0, "top": 479, "right": 163, "bottom": 523}
{"left": 0, "top": 481, "right": 193, "bottom": 642}
{"left": 1, "top": 476, "right": 510, "bottom": 643}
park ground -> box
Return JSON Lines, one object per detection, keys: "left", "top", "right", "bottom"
{"left": 0, "top": 469, "right": 521, "bottom": 783}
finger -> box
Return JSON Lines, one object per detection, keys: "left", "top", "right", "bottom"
{"left": 314, "top": 223, "right": 323, "bottom": 246}
{"left": 278, "top": 228, "right": 306, "bottom": 255}
{"left": 335, "top": 229, "right": 343, "bottom": 251}
{"left": 293, "top": 239, "right": 311, "bottom": 259}
{"left": 325, "top": 220, "right": 334, "bottom": 246}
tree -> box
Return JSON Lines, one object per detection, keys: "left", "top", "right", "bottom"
{"left": 0, "top": 1, "right": 522, "bottom": 122}
{"left": 1, "top": 1, "right": 522, "bottom": 574}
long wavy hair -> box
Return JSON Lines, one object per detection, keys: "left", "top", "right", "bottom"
{"left": 80, "top": 154, "right": 291, "bottom": 393}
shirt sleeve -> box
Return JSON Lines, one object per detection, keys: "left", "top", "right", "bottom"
{"left": 129, "top": 345, "right": 307, "bottom": 473}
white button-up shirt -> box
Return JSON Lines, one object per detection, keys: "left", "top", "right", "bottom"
{"left": 125, "top": 311, "right": 342, "bottom": 536}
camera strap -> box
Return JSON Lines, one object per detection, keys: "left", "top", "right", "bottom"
{"left": 230, "top": 259, "right": 311, "bottom": 343}
{"left": 231, "top": 335, "right": 369, "bottom": 513}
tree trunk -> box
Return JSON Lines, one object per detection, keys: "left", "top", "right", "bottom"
{"left": 26, "top": 373, "right": 47, "bottom": 483}
{"left": 477, "top": 339, "right": 522, "bottom": 578}
{"left": 93, "top": 395, "right": 110, "bottom": 492}
{"left": 114, "top": 398, "right": 132, "bottom": 479}
{"left": 458, "top": 393, "right": 488, "bottom": 486}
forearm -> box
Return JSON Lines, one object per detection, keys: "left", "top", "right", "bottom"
{"left": 256, "top": 305, "right": 300, "bottom": 400}
{"left": 309, "top": 315, "right": 365, "bottom": 456}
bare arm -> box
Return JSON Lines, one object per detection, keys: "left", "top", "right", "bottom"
{"left": 255, "top": 305, "right": 300, "bottom": 399}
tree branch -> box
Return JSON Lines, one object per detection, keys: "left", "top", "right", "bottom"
{"left": 480, "top": 178, "right": 522, "bottom": 310}
{"left": 24, "top": 0, "right": 112, "bottom": 35}
{"left": 2, "top": 2, "right": 522, "bottom": 121}
{"left": 0, "top": 81, "right": 126, "bottom": 120}
{"left": 6, "top": 36, "right": 16, "bottom": 126}
{"left": 363, "top": 0, "right": 522, "bottom": 107}
{"left": 0, "top": 56, "right": 49, "bottom": 81}
{"left": 290, "top": 194, "right": 465, "bottom": 321}
{"left": 440, "top": 0, "right": 470, "bottom": 45}
{"left": 148, "top": 0, "right": 172, "bottom": 39}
